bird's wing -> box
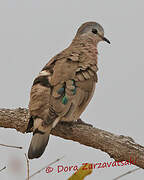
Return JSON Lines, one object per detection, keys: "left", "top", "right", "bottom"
{"left": 27, "top": 50, "right": 98, "bottom": 131}
{"left": 27, "top": 51, "right": 78, "bottom": 128}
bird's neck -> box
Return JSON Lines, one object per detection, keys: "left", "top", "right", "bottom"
{"left": 71, "top": 36, "right": 98, "bottom": 64}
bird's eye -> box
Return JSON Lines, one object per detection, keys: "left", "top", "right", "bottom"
{"left": 92, "top": 28, "right": 98, "bottom": 34}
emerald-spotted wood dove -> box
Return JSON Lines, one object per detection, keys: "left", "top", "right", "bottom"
{"left": 26, "top": 21, "right": 110, "bottom": 159}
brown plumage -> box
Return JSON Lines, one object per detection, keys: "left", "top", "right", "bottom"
{"left": 26, "top": 21, "right": 110, "bottom": 159}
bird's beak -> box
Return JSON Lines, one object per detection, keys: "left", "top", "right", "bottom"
{"left": 102, "top": 36, "right": 110, "bottom": 44}
{"left": 98, "top": 33, "right": 110, "bottom": 44}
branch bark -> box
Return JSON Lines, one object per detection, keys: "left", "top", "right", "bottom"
{"left": 0, "top": 108, "right": 144, "bottom": 169}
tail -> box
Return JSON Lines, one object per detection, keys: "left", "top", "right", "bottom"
{"left": 28, "top": 118, "right": 52, "bottom": 159}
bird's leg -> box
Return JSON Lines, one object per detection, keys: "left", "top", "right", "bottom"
{"left": 76, "top": 118, "right": 93, "bottom": 127}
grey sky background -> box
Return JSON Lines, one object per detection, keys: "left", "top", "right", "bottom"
{"left": 0, "top": 0, "right": 144, "bottom": 179}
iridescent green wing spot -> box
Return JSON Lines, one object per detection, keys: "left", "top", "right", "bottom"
{"left": 62, "top": 96, "right": 68, "bottom": 105}
{"left": 71, "top": 79, "right": 76, "bottom": 95}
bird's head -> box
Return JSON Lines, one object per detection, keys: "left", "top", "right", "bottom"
{"left": 75, "top": 22, "right": 110, "bottom": 45}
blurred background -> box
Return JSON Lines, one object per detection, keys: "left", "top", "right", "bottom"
{"left": 0, "top": 0, "right": 143, "bottom": 179}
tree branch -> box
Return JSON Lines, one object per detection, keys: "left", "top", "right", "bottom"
{"left": 27, "top": 156, "right": 64, "bottom": 180}
{"left": 113, "top": 168, "right": 140, "bottom": 180}
{"left": 0, "top": 108, "right": 144, "bottom": 169}
{"left": 0, "top": 143, "right": 22, "bottom": 149}
{"left": 0, "top": 166, "right": 6, "bottom": 173}
{"left": 24, "top": 153, "right": 30, "bottom": 180}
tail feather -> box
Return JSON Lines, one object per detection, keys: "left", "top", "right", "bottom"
{"left": 28, "top": 117, "right": 52, "bottom": 159}
{"left": 28, "top": 131, "right": 50, "bottom": 159}
{"left": 28, "top": 117, "right": 60, "bottom": 159}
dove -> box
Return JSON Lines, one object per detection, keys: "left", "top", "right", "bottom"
{"left": 26, "top": 21, "right": 110, "bottom": 159}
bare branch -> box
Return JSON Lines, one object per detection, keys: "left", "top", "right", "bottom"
{"left": 0, "top": 108, "right": 144, "bottom": 169}
{"left": 113, "top": 168, "right": 140, "bottom": 180}
{"left": 0, "top": 143, "right": 22, "bottom": 149}
{"left": 0, "top": 166, "right": 6, "bottom": 173}
{"left": 27, "top": 156, "right": 64, "bottom": 180}
{"left": 25, "top": 153, "right": 30, "bottom": 180}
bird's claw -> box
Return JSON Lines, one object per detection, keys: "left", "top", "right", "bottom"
{"left": 76, "top": 118, "right": 93, "bottom": 127}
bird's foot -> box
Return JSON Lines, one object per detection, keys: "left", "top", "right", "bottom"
{"left": 59, "top": 121, "right": 75, "bottom": 126}
{"left": 76, "top": 118, "right": 93, "bottom": 127}
{"left": 59, "top": 119, "right": 93, "bottom": 127}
